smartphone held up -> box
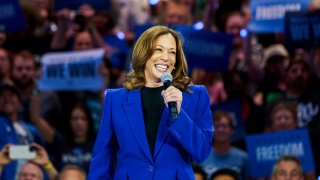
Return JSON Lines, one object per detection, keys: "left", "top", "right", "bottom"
{"left": 9, "top": 145, "right": 36, "bottom": 160}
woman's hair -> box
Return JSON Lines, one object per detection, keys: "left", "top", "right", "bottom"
{"left": 123, "top": 25, "right": 191, "bottom": 91}
{"left": 66, "top": 102, "right": 96, "bottom": 146}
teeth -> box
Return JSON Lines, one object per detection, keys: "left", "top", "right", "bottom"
{"left": 155, "top": 64, "right": 168, "bottom": 71}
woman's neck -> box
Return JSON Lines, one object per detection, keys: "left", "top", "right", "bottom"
{"left": 145, "top": 81, "right": 163, "bottom": 88}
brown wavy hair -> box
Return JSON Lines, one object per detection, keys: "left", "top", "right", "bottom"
{"left": 123, "top": 25, "right": 191, "bottom": 91}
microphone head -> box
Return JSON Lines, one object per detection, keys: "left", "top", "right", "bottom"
{"left": 161, "top": 72, "right": 173, "bottom": 83}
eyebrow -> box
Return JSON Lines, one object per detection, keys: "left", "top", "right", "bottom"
{"left": 155, "top": 45, "right": 176, "bottom": 51}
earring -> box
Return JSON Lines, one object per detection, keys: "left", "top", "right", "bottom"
{"left": 173, "top": 67, "right": 176, "bottom": 70}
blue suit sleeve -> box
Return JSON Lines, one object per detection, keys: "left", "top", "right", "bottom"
{"left": 169, "top": 85, "right": 214, "bottom": 162}
{"left": 88, "top": 90, "right": 117, "bottom": 179}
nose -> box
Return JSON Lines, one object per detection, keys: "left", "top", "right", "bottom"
{"left": 160, "top": 51, "right": 170, "bottom": 61}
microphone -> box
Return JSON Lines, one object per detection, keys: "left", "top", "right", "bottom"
{"left": 161, "top": 72, "right": 178, "bottom": 120}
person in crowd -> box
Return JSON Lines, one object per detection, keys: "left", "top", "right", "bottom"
{"left": 200, "top": 111, "right": 249, "bottom": 179}
{"left": 11, "top": 50, "right": 62, "bottom": 130}
{"left": 224, "top": 11, "right": 264, "bottom": 86}
{"left": 30, "top": 93, "right": 96, "bottom": 173}
{"left": 210, "top": 168, "right": 239, "bottom": 180}
{"left": 258, "top": 44, "right": 289, "bottom": 105}
{"left": 202, "top": 0, "right": 220, "bottom": 31}
{"left": 285, "top": 59, "right": 310, "bottom": 103}
{"left": 266, "top": 101, "right": 298, "bottom": 132}
{"left": 112, "top": 0, "right": 151, "bottom": 42}
{"left": 0, "top": 143, "right": 58, "bottom": 180}
{"left": 50, "top": 4, "right": 106, "bottom": 52}
{"left": 225, "top": 11, "right": 247, "bottom": 50}
{"left": 0, "top": 48, "right": 13, "bottom": 85}
{"left": 175, "top": 0, "right": 197, "bottom": 19}
{"left": 49, "top": 5, "right": 114, "bottom": 130}
{"left": 72, "top": 31, "right": 95, "bottom": 51}
{"left": 59, "top": 165, "right": 86, "bottom": 180}
{"left": 156, "top": 0, "right": 192, "bottom": 26}
{"left": 89, "top": 25, "right": 213, "bottom": 179}
{"left": 264, "top": 100, "right": 316, "bottom": 179}
{"left": 225, "top": 11, "right": 248, "bottom": 71}
{"left": 92, "top": 11, "right": 130, "bottom": 88}
{"left": 0, "top": 84, "right": 44, "bottom": 180}
{"left": 17, "top": 162, "right": 43, "bottom": 180}
{"left": 206, "top": 75, "right": 228, "bottom": 106}
{"left": 271, "top": 155, "right": 304, "bottom": 180}
{"left": 193, "top": 165, "right": 207, "bottom": 180}
{"left": 2, "top": 0, "right": 54, "bottom": 55}
{"left": 281, "top": 59, "right": 319, "bottom": 130}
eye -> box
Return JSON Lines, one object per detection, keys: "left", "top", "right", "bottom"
{"left": 170, "top": 51, "right": 176, "bottom": 55}
{"left": 155, "top": 48, "right": 162, "bottom": 52}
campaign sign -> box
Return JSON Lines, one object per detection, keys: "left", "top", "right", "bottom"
{"left": 54, "top": 0, "right": 111, "bottom": 11}
{"left": 248, "top": 0, "right": 311, "bottom": 33}
{"left": 173, "top": 25, "right": 233, "bottom": 72}
{"left": 38, "top": 49, "right": 104, "bottom": 91}
{"left": 284, "top": 11, "right": 320, "bottom": 49}
{"left": 0, "top": 0, "right": 25, "bottom": 32}
{"left": 246, "top": 129, "right": 315, "bottom": 178}
{"left": 211, "top": 99, "right": 246, "bottom": 141}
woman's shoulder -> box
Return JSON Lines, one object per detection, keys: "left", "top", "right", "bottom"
{"left": 104, "top": 87, "right": 129, "bottom": 95}
{"left": 187, "top": 85, "right": 207, "bottom": 93}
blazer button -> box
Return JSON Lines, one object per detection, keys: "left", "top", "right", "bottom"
{"left": 148, "top": 166, "right": 154, "bottom": 172}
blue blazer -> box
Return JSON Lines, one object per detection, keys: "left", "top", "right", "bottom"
{"left": 88, "top": 85, "right": 214, "bottom": 180}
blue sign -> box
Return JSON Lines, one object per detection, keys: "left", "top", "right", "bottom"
{"left": 0, "top": 0, "right": 25, "bottom": 32}
{"left": 173, "top": 25, "right": 233, "bottom": 72}
{"left": 284, "top": 11, "right": 320, "bottom": 49}
{"left": 54, "top": 0, "right": 111, "bottom": 10}
{"left": 38, "top": 49, "right": 104, "bottom": 91}
{"left": 248, "top": 0, "right": 311, "bottom": 33}
{"left": 134, "top": 24, "right": 153, "bottom": 42}
{"left": 211, "top": 99, "right": 246, "bottom": 142}
{"left": 246, "top": 129, "right": 315, "bottom": 178}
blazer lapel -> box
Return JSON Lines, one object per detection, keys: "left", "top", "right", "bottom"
{"left": 122, "top": 89, "right": 153, "bottom": 162}
{"left": 153, "top": 107, "right": 170, "bottom": 158}
{"left": 153, "top": 92, "right": 189, "bottom": 158}
{"left": 153, "top": 91, "right": 190, "bottom": 158}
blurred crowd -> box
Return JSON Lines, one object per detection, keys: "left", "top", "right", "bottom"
{"left": 0, "top": 0, "right": 320, "bottom": 179}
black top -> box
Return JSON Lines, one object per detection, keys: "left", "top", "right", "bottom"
{"left": 141, "top": 86, "right": 165, "bottom": 155}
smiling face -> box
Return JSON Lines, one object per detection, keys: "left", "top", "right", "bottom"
{"left": 144, "top": 33, "right": 177, "bottom": 87}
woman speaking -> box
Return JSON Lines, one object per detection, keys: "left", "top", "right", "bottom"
{"left": 88, "top": 25, "right": 213, "bottom": 179}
